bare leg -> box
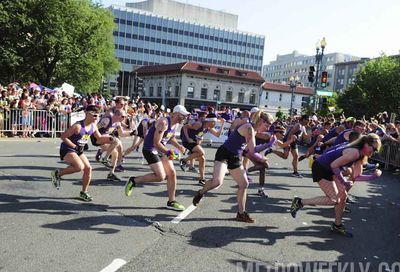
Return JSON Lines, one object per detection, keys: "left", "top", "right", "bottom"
{"left": 200, "top": 161, "right": 228, "bottom": 194}
{"left": 229, "top": 166, "right": 249, "bottom": 213}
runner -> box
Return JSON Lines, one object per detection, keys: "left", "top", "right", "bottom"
{"left": 192, "top": 110, "right": 273, "bottom": 223}
{"left": 50, "top": 105, "right": 113, "bottom": 201}
{"left": 124, "top": 105, "right": 190, "bottom": 211}
{"left": 271, "top": 115, "right": 310, "bottom": 178}
{"left": 91, "top": 109, "right": 133, "bottom": 181}
{"left": 122, "top": 108, "right": 158, "bottom": 159}
{"left": 246, "top": 125, "right": 298, "bottom": 197}
{"left": 290, "top": 134, "right": 382, "bottom": 237}
{"left": 179, "top": 112, "right": 225, "bottom": 185}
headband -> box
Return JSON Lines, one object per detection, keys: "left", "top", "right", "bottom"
{"left": 204, "top": 118, "right": 218, "bottom": 122}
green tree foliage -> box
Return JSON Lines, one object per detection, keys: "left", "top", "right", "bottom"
{"left": 337, "top": 56, "right": 400, "bottom": 118}
{"left": 0, "top": 0, "right": 119, "bottom": 93}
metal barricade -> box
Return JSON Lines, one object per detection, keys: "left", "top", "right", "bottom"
{"left": 372, "top": 140, "right": 400, "bottom": 170}
{"left": 0, "top": 109, "right": 71, "bottom": 138}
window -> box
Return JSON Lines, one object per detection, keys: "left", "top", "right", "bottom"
{"left": 157, "top": 86, "right": 162, "bottom": 97}
{"left": 213, "top": 90, "right": 220, "bottom": 101}
{"left": 201, "top": 88, "right": 208, "bottom": 99}
{"left": 226, "top": 91, "right": 232, "bottom": 102}
{"left": 238, "top": 92, "right": 244, "bottom": 103}
{"left": 187, "top": 86, "right": 194, "bottom": 98}
{"left": 250, "top": 91, "right": 256, "bottom": 104}
{"left": 265, "top": 92, "right": 269, "bottom": 100}
{"left": 279, "top": 93, "right": 282, "bottom": 102}
{"left": 166, "top": 86, "right": 172, "bottom": 97}
{"left": 175, "top": 86, "right": 180, "bottom": 97}
{"left": 149, "top": 87, "right": 154, "bottom": 97}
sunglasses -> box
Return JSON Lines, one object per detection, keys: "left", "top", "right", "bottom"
{"left": 368, "top": 143, "right": 378, "bottom": 153}
{"left": 87, "top": 112, "right": 99, "bottom": 117}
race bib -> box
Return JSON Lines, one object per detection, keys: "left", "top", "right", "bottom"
{"left": 78, "top": 134, "right": 90, "bottom": 146}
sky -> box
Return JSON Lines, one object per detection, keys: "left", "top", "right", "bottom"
{"left": 100, "top": 0, "right": 400, "bottom": 64}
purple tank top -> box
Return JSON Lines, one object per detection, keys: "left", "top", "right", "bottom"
{"left": 322, "top": 128, "right": 339, "bottom": 143}
{"left": 98, "top": 115, "right": 118, "bottom": 135}
{"left": 60, "top": 121, "right": 94, "bottom": 150}
{"left": 181, "top": 121, "right": 208, "bottom": 142}
{"left": 333, "top": 129, "right": 351, "bottom": 146}
{"left": 143, "top": 117, "right": 175, "bottom": 151}
{"left": 316, "top": 144, "right": 361, "bottom": 170}
{"left": 223, "top": 125, "right": 247, "bottom": 155}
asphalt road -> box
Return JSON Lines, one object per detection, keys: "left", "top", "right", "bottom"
{"left": 0, "top": 138, "right": 399, "bottom": 272}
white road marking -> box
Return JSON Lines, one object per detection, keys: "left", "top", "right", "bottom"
{"left": 99, "top": 258, "right": 127, "bottom": 272}
{"left": 171, "top": 204, "right": 197, "bottom": 224}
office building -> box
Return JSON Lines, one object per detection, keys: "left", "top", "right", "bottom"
{"left": 262, "top": 51, "right": 360, "bottom": 90}
{"left": 109, "top": 0, "right": 265, "bottom": 96}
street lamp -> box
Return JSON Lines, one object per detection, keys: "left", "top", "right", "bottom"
{"left": 289, "top": 76, "right": 300, "bottom": 117}
{"left": 313, "top": 37, "right": 327, "bottom": 111}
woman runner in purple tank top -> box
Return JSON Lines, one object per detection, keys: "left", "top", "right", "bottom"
{"left": 124, "top": 105, "right": 189, "bottom": 211}
{"left": 192, "top": 110, "right": 273, "bottom": 223}
{"left": 290, "top": 133, "right": 382, "bottom": 237}
{"left": 50, "top": 105, "right": 116, "bottom": 202}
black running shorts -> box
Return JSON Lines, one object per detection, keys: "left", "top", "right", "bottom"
{"left": 182, "top": 142, "right": 198, "bottom": 152}
{"left": 312, "top": 160, "right": 334, "bottom": 182}
{"left": 142, "top": 149, "right": 161, "bottom": 165}
{"left": 214, "top": 145, "right": 241, "bottom": 170}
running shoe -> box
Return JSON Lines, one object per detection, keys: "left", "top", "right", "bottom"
{"left": 236, "top": 211, "right": 255, "bottom": 223}
{"left": 95, "top": 149, "right": 102, "bottom": 162}
{"left": 192, "top": 190, "right": 204, "bottom": 206}
{"left": 100, "top": 158, "right": 111, "bottom": 168}
{"left": 51, "top": 169, "right": 61, "bottom": 190}
{"left": 125, "top": 177, "right": 136, "bottom": 197}
{"left": 179, "top": 159, "right": 187, "bottom": 172}
{"left": 290, "top": 197, "right": 303, "bottom": 218}
{"left": 198, "top": 179, "right": 205, "bottom": 186}
{"left": 79, "top": 191, "right": 93, "bottom": 202}
{"left": 115, "top": 164, "right": 125, "bottom": 172}
{"left": 257, "top": 187, "right": 268, "bottom": 198}
{"left": 166, "top": 200, "right": 185, "bottom": 211}
{"left": 292, "top": 172, "right": 303, "bottom": 178}
{"left": 330, "top": 223, "right": 353, "bottom": 238}
{"left": 298, "top": 155, "right": 306, "bottom": 162}
{"left": 188, "top": 165, "right": 199, "bottom": 173}
{"left": 346, "top": 195, "right": 357, "bottom": 204}
{"left": 264, "top": 148, "right": 273, "bottom": 156}
{"left": 107, "top": 173, "right": 121, "bottom": 182}
{"left": 363, "top": 162, "right": 379, "bottom": 172}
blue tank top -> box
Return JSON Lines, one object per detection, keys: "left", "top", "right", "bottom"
{"left": 60, "top": 121, "right": 94, "bottom": 150}
{"left": 333, "top": 129, "right": 351, "bottom": 146}
{"left": 223, "top": 125, "right": 247, "bottom": 155}
{"left": 316, "top": 144, "right": 361, "bottom": 170}
{"left": 143, "top": 117, "right": 175, "bottom": 151}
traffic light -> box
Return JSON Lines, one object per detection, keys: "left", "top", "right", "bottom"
{"left": 308, "top": 66, "right": 315, "bottom": 83}
{"left": 136, "top": 77, "right": 143, "bottom": 94}
{"left": 134, "top": 72, "right": 144, "bottom": 95}
{"left": 321, "top": 71, "right": 328, "bottom": 88}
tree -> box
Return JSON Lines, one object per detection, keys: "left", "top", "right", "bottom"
{"left": 0, "top": 0, "right": 119, "bottom": 93}
{"left": 337, "top": 55, "right": 400, "bottom": 118}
